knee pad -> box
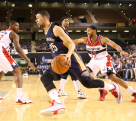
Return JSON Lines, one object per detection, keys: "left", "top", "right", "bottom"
{"left": 40, "top": 70, "right": 61, "bottom": 92}
{"left": 80, "top": 77, "right": 104, "bottom": 88}
{"left": 80, "top": 78, "right": 92, "bottom": 88}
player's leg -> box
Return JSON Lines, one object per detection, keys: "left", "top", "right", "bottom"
{"left": 0, "top": 49, "right": 31, "bottom": 103}
{"left": 86, "top": 60, "right": 108, "bottom": 101}
{"left": 102, "top": 55, "right": 136, "bottom": 102}
{"left": 0, "top": 71, "right": 4, "bottom": 100}
{"left": 0, "top": 71, "right": 4, "bottom": 80}
{"left": 108, "top": 73, "right": 136, "bottom": 102}
{"left": 70, "top": 52, "right": 122, "bottom": 104}
{"left": 70, "top": 72, "right": 87, "bottom": 99}
{"left": 40, "top": 68, "right": 66, "bottom": 116}
{"left": 58, "top": 73, "right": 68, "bottom": 97}
{"left": 12, "top": 67, "right": 32, "bottom": 104}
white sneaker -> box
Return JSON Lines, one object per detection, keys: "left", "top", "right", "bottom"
{"left": 77, "top": 90, "right": 88, "bottom": 99}
{"left": 109, "top": 83, "right": 123, "bottom": 104}
{"left": 40, "top": 100, "right": 66, "bottom": 116}
{"left": 0, "top": 96, "right": 3, "bottom": 100}
{"left": 58, "top": 89, "right": 67, "bottom": 97}
{"left": 16, "top": 96, "right": 32, "bottom": 104}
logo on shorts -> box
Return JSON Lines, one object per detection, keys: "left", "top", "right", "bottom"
{"left": 81, "top": 70, "right": 90, "bottom": 77}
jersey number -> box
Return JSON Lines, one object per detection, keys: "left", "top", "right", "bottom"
{"left": 50, "top": 43, "right": 58, "bottom": 53}
{"left": 0, "top": 34, "right": 4, "bottom": 40}
{"left": 91, "top": 52, "right": 96, "bottom": 58}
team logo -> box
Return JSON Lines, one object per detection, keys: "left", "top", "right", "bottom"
{"left": 81, "top": 70, "right": 90, "bottom": 77}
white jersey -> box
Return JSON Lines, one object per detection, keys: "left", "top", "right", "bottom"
{"left": 86, "top": 35, "right": 108, "bottom": 59}
{"left": 86, "top": 35, "right": 116, "bottom": 77}
{"left": 0, "top": 29, "right": 13, "bottom": 51}
{"left": 0, "top": 29, "right": 19, "bottom": 73}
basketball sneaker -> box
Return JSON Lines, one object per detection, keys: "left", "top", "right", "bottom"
{"left": 109, "top": 83, "right": 122, "bottom": 104}
{"left": 40, "top": 100, "right": 66, "bottom": 116}
{"left": 77, "top": 90, "right": 88, "bottom": 99}
{"left": 99, "top": 89, "right": 108, "bottom": 101}
{"left": 58, "top": 89, "right": 67, "bottom": 97}
{"left": 131, "top": 92, "right": 136, "bottom": 102}
{"left": 16, "top": 96, "right": 32, "bottom": 104}
{"left": 0, "top": 96, "right": 3, "bottom": 100}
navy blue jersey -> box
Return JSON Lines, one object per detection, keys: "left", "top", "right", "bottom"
{"left": 45, "top": 22, "right": 69, "bottom": 57}
{"left": 46, "top": 22, "right": 90, "bottom": 81}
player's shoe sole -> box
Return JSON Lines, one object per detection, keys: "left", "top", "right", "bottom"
{"left": 40, "top": 108, "right": 66, "bottom": 116}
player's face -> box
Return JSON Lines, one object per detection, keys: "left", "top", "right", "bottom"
{"left": 87, "top": 28, "right": 93, "bottom": 38}
{"left": 11, "top": 22, "right": 19, "bottom": 33}
{"left": 35, "top": 14, "right": 46, "bottom": 28}
{"left": 62, "top": 19, "right": 69, "bottom": 28}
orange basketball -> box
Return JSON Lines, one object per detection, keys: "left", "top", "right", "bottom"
{"left": 51, "top": 55, "right": 70, "bottom": 74}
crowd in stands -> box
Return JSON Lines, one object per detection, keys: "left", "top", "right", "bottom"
{"left": 9, "top": 39, "right": 31, "bottom": 54}
{"left": 36, "top": 40, "right": 51, "bottom": 52}
{"left": 107, "top": 44, "right": 136, "bottom": 81}
{"left": 20, "top": 39, "right": 31, "bottom": 52}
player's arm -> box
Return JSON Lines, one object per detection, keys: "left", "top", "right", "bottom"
{"left": 101, "top": 37, "right": 128, "bottom": 56}
{"left": 10, "top": 32, "right": 35, "bottom": 70}
{"left": 53, "top": 25, "right": 75, "bottom": 65}
{"left": 53, "top": 25, "right": 75, "bottom": 56}
{"left": 72, "top": 37, "right": 87, "bottom": 46}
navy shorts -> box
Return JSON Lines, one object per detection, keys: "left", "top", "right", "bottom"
{"left": 47, "top": 51, "right": 90, "bottom": 81}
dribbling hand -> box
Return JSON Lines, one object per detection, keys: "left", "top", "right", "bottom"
{"left": 60, "top": 54, "right": 71, "bottom": 67}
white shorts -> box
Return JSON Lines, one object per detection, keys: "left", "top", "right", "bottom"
{"left": 86, "top": 55, "right": 116, "bottom": 77}
{"left": 0, "top": 47, "right": 19, "bottom": 73}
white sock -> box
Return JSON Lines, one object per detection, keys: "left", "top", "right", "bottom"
{"left": 104, "top": 82, "right": 115, "bottom": 90}
{"left": 17, "top": 88, "right": 23, "bottom": 97}
{"left": 59, "top": 78, "right": 67, "bottom": 90}
{"left": 73, "top": 80, "right": 81, "bottom": 91}
{"left": 49, "top": 90, "right": 61, "bottom": 103}
{"left": 127, "top": 86, "right": 136, "bottom": 94}
{"left": 98, "top": 88, "right": 104, "bottom": 90}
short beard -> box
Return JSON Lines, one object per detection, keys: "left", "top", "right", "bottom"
{"left": 90, "top": 33, "right": 93, "bottom": 38}
{"left": 39, "top": 24, "right": 45, "bottom": 29}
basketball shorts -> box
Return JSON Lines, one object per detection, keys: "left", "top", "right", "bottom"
{"left": 86, "top": 55, "right": 116, "bottom": 77}
{"left": 0, "top": 47, "right": 19, "bottom": 73}
{"left": 48, "top": 51, "right": 90, "bottom": 82}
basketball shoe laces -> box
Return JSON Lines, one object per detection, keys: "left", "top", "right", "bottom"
{"left": 110, "top": 86, "right": 118, "bottom": 98}
{"left": 48, "top": 100, "right": 64, "bottom": 115}
{"left": 49, "top": 100, "right": 55, "bottom": 107}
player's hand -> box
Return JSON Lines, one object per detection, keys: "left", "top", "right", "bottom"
{"left": 28, "top": 62, "right": 35, "bottom": 71}
{"left": 61, "top": 54, "right": 71, "bottom": 67}
{"left": 120, "top": 51, "right": 128, "bottom": 57}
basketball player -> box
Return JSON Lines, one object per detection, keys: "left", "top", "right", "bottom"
{"left": 58, "top": 16, "right": 87, "bottom": 99}
{"left": 73, "top": 25, "right": 136, "bottom": 102}
{"left": 36, "top": 10, "right": 122, "bottom": 116}
{"left": 0, "top": 21, "right": 35, "bottom": 103}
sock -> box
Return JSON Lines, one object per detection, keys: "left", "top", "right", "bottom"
{"left": 127, "top": 86, "right": 136, "bottom": 94}
{"left": 59, "top": 78, "right": 67, "bottom": 90}
{"left": 49, "top": 90, "right": 61, "bottom": 103}
{"left": 104, "top": 82, "right": 115, "bottom": 90}
{"left": 73, "top": 80, "right": 81, "bottom": 91}
{"left": 98, "top": 88, "right": 104, "bottom": 91}
{"left": 17, "top": 88, "right": 23, "bottom": 97}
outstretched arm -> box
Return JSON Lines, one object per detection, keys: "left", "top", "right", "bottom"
{"left": 72, "top": 37, "right": 88, "bottom": 46}
{"left": 101, "top": 37, "right": 128, "bottom": 57}
{"left": 10, "top": 32, "right": 35, "bottom": 70}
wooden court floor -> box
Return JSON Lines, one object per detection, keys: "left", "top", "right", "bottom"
{"left": 0, "top": 75, "right": 136, "bottom": 121}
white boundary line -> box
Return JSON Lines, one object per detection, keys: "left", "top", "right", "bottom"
{"left": 0, "top": 91, "right": 11, "bottom": 103}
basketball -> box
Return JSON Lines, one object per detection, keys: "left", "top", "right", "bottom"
{"left": 51, "top": 55, "right": 70, "bottom": 74}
